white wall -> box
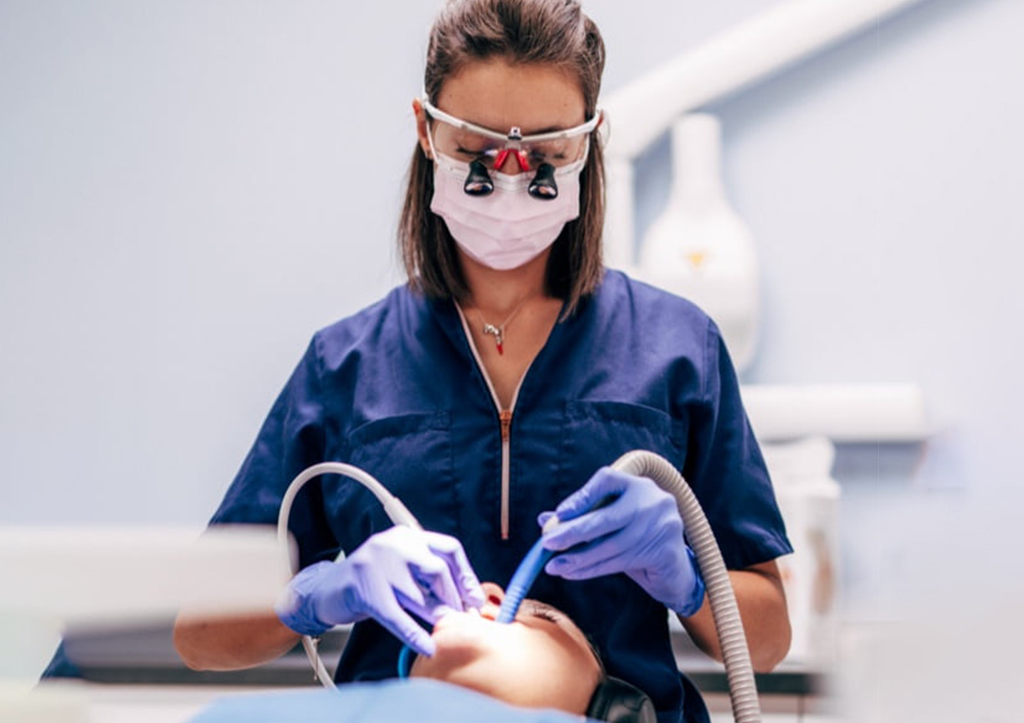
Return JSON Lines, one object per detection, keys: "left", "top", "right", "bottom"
{"left": 2, "top": 0, "right": 1021, "bottom": 617}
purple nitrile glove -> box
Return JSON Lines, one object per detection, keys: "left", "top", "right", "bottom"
{"left": 275, "top": 526, "right": 485, "bottom": 657}
{"left": 539, "top": 467, "right": 705, "bottom": 617}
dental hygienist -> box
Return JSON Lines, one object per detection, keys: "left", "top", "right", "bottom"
{"left": 173, "top": 1, "right": 792, "bottom": 721}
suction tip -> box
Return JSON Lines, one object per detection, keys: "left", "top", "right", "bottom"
{"left": 541, "top": 514, "right": 562, "bottom": 535}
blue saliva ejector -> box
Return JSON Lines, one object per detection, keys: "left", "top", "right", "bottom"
{"left": 494, "top": 515, "right": 560, "bottom": 624}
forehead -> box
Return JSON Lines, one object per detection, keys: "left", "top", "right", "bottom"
{"left": 436, "top": 57, "right": 586, "bottom": 135}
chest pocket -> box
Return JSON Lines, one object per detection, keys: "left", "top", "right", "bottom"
{"left": 323, "top": 411, "right": 456, "bottom": 554}
{"left": 558, "top": 401, "right": 688, "bottom": 503}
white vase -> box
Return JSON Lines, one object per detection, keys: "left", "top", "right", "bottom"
{"left": 638, "top": 114, "right": 759, "bottom": 372}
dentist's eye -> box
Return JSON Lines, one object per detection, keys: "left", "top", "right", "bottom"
{"left": 456, "top": 146, "right": 497, "bottom": 158}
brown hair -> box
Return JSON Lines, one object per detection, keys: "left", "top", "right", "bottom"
{"left": 398, "top": 0, "right": 607, "bottom": 316}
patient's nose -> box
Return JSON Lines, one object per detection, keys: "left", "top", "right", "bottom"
{"left": 480, "top": 582, "right": 505, "bottom": 604}
{"left": 480, "top": 582, "right": 505, "bottom": 619}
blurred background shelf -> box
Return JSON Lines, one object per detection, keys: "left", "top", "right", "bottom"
{"left": 741, "top": 382, "right": 932, "bottom": 444}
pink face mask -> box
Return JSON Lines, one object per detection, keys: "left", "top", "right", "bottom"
{"left": 429, "top": 153, "right": 585, "bottom": 271}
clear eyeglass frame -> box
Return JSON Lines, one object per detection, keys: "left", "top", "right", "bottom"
{"left": 422, "top": 98, "right": 600, "bottom": 172}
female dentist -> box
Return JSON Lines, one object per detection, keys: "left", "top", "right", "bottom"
{"left": 173, "top": 1, "right": 792, "bottom": 720}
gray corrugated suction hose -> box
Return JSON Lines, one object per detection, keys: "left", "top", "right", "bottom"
{"left": 612, "top": 451, "right": 761, "bottom": 723}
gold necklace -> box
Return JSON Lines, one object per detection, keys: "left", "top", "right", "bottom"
{"left": 474, "top": 297, "right": 530, "bottom": 356}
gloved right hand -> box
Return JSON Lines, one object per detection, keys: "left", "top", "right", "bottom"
{"left": 274, "top": 526, "right": 485, "bottom": 657}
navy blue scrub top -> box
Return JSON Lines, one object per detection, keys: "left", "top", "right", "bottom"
{"left": 211, "top": 269, "right": 792, "bottom": 723}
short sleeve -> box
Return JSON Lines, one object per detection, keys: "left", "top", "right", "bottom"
{"left": 682, "top": 319, "right": 792, "bottom": 570}
{"left": 209, "top": 336, "right": 339, "bottom": 569}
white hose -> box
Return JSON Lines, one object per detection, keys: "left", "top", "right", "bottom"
{"left": 277, "top": 462, "right": 424, "bottom": 689}
{"left": 612, "top": 451, "right": 761, "bottom": 723}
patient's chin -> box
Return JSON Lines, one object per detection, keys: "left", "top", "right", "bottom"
{"left": 412, "top": 651, "right": 593, "bottom": 716}
{"left": 417, "top": 667, "right": 587, "bottom": 716}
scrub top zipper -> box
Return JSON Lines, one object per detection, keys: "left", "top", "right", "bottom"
{"left": 456, "top": 305, "right": 531, "bottom": 540}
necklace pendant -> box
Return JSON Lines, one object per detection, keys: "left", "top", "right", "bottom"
{"left": 482, "top": 322, "right": 505, "bottom": 355}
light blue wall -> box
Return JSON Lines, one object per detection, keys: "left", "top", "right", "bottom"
{"left": 2, "top": 1, "right": 1021, "bottom": 617}
{"left": 625, "top": 0, "right": 1024, "bottom": 618}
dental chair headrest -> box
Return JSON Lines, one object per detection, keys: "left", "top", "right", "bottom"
{"left": 585, "top": 676, "right": 657, "bottom": 723}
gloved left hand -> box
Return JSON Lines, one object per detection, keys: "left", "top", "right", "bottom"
{"left": 275, "top": 526, "right": 484, "bottom": 656}
{"left": 539, "top": 467, "right": 705, "bottom": 617}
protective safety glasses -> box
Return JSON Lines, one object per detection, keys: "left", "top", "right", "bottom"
{"left": 423, "top": 99, "right": 600, "bottom": 199}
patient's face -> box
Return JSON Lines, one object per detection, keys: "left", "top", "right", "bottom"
{"left": 410, "top": 582, "right": 601, "bottom": 714}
